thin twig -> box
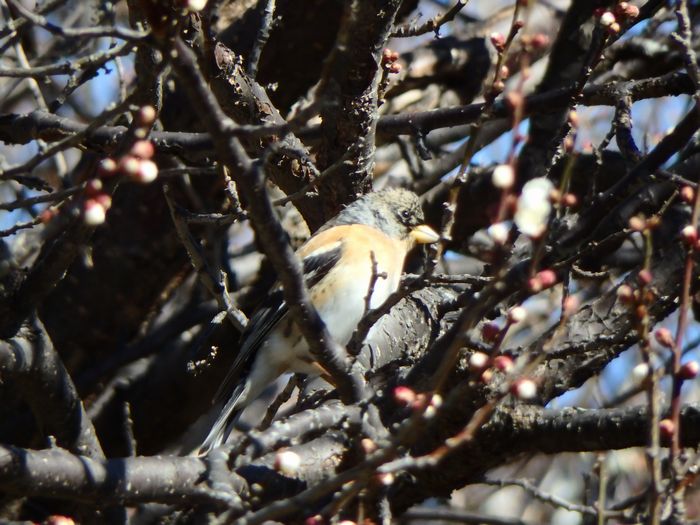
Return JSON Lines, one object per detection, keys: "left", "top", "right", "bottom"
{"left": 5, "top": 0, "right": 147, "bottom": 40}
{"left": 246, "top": 0, "right": 275, "bottom": 78}
{"left": 164, "top": 185, "right": 248, "bottom": 333}
{"left": 392, "top": 0, "right": 469, "bottom": 38}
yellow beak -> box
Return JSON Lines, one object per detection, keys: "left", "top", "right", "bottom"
{"left": 410, "top": 224, "right": 440, "bottom": 244}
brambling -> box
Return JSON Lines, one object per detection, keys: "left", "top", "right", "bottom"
{"left": 200, "top": 188, "right": 439, "bottom": 452}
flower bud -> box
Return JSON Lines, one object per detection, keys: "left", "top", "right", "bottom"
{"left": 488, "top": 222, "right": 510, "bottom": 245}
{"left": 490, "top": 32, "right": 506, "bottom": 51}
{"left": 628, "top": 216, "right": 646, "bottom": 231}
{"left": 98, "top": 158, "right": 118, "bottom": 178}
{"left": 469, "top": 352, "right": 490, "bottom": 371}
{"left": 83, "top": 199, "right": 106, "bottom": 226}
{"left": 512, "top": 378, "right": 537, "bottom": 400}
{"left": 186, "top": 0, "right": 208, "bottom": 12}
{"left": 659, "top": 418, "right": 675, "bottom": 440}
{"left": 654, "top": 327, "right": 674, "bottom": 348}
{"left": 85, "top": 178, "right": 103, "bottom": 196}
{"left": 679, "top": 360, "right": 699, "bottom": 380}
{"left": 562, "top": 193, "right": 578, "bottom": 208}
{"left": 46, "top": 517, "right": 75, "bottom": 525}
{"left": 682, "top": 225, "right": 698, "bottom": 245}
{"left": 600, "top": 11, "right": 616, "bottom": 27}
{"left": 94, "top": 193, "right": 113, "bottom": 211}
{"left": 638, "top": 269, "right": 653, "bottom": 286}
{"left": 530, "top": 33, "right": 549, "bottom": 49}
{"left": 680, "top": 186, "right": 695, "bottom": 203}
{"left": 632, "top": 362, "right": 650, "bottom": 382}
{"left": 134, "top": 159, "right": 159, "bottom": 184}
{"left": 492, "top": 164, "right": 515, "bottom": 189}
{"left": 482, "top": 322, "right": 501, "bottom": 343}
{"left": 360, "top": 438, "right": 377, "bottom": 454}
{"left": 137, "top": 105, "right": 157, "bottom": 126}
{"left": 130, "top": 139, "right": 155, "bottom": 159}
{"left": 508, "top": 306, "right": 526, "bottom": 324}
{"left": 493, "top": 355, "right": 514, "bottom": 373}
{"left": 393, "top": 386, "right": 416, "bottom": 407}
{"left": 617, "top": 284, "right": 635, "bottom": 303}
{"left": 275, "top": 450, "right": 301, "bottom": 475}
{"left": 119, "top": 155, "right": 140, "bottom": 177}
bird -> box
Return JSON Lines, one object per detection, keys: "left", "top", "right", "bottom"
{"left": 199, "top": 188, "right": 439, "bottom": 453}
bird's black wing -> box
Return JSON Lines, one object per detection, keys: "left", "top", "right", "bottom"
{"left": 212, "top": 241, "right": 343, "bottom": 404}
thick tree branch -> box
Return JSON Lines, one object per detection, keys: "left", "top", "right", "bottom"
{"left": 0, "top": 317, "right": 102, "bottom": 457}
{"left": 0, "top": 445, "right": 246, "bottom": 509}
{"left": 1, "top": 71, "right": 691, "bottom": 156}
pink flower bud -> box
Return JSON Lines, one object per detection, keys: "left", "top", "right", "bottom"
{"left": 119, "top": 155, "right": 140, "bottom": 177}
{"left": 469, "top": 352, "right": 489, "bottom": 371}
{"left": 654, "top": 327, "right": 674, "bottom": 348}
{"left": 681, "top": 186, "right": 695, "bottom": 203}
{"left": 617, "top": 284, "right": 634, "bottom": 303}
{"left": 537, "top": 269, "right": 557, "bottom": 288}
{"left": 94, "top": 193, "right": 113, "bottom": 211}
{"left": 528, "top": 276, "right": 543, "bottom": 293}
{"left": 622, "top": 4, "right": 639, "bottom": 18}
{"left": 98, "top": 158, "right": 118, "bottom": 177}
{"left": 360, "top": 438, "right": 377, "bottom": 454}
{"left": 482, "top": 322, "right": 501, "bottom": 343}
{"left": 628, "top": 216, "right": 646, "bottom": 231}
{"left": 137, "top": 105, "right": 157, "bottom": 126}
{"left": 85, "top": 178, "right": 103, "bottom": 197}
{"left": 493, "top": 355, "right": 514, "bottom": 373}
{"left": 659, "top": 418, "right": 675, "bottom": 440}
{"left": 638, "top": 269, "right": 653, "bottom": 286}
{"left": 512, "top": 378, "right": 537, "bottom": 400}
{"left": 680, "top": 361, "right": 699, "bottom": 380}
{"left": 186, "top": 0, "right": 208, "bottom": 12}
{"left": 40, "top": 207, "right": 58, "bottom": 223}
{"left": 562, "top": 193, "right": 578, "bottom": 208}
{"left": 275, "top": 450, "right": 301, "bottom": 475}
{"left": 492, "top": 164, "right": 515, "bottom": 189}
{"left": 508, "top": 306, "right": 526, "bottom": 324}
{"left": 530, "top": 33, "right": 549, "bottom": 49}
{"left": 130, "top": 140, "right": 155, "bottom": 159}
{"left": 488, "top": 222, "right": 510, "bottom": 245}
{"left": 377, "top": 472, "right": 394, "bottom": 486}
{"left": 393, "top": 386, "right": 416, "bottom": 406}
{"left": 134, "top": 159, "right": 159, "bottom": 184}
{"left": 599, "top": 11, "right": 616, "bottom": 26}
{"left": 83, "top": 199, "right": 106, "bottom": 226}
{"left": 632, "top": 362, "right": 650, "bottom": 382}
{"left": 490, "top": 32, "right": 506, "bottom": 50}
{"left": 46, "top": 517, "right": 75, "bottom": 525}
{"left": 682, "top": 225, "right": 698, "bottom": 245}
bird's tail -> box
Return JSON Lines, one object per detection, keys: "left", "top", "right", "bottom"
{"left": 198, "top": 381, "right": 249, "bottom": 455}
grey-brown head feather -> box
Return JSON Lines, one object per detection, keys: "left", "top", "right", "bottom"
{"left": 322, "top": 189, "right": 425, "bottom": 240}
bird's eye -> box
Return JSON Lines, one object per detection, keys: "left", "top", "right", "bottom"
{"left": 400, "top": 209, "right": 411, "bottom": 221}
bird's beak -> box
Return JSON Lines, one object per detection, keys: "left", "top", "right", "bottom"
{"left": 410, "top": 224, "right": 440, "bottom": 244}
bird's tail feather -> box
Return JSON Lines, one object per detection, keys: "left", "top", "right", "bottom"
{"left": 198, "top": 381, "right": 248, "bottom": 455}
